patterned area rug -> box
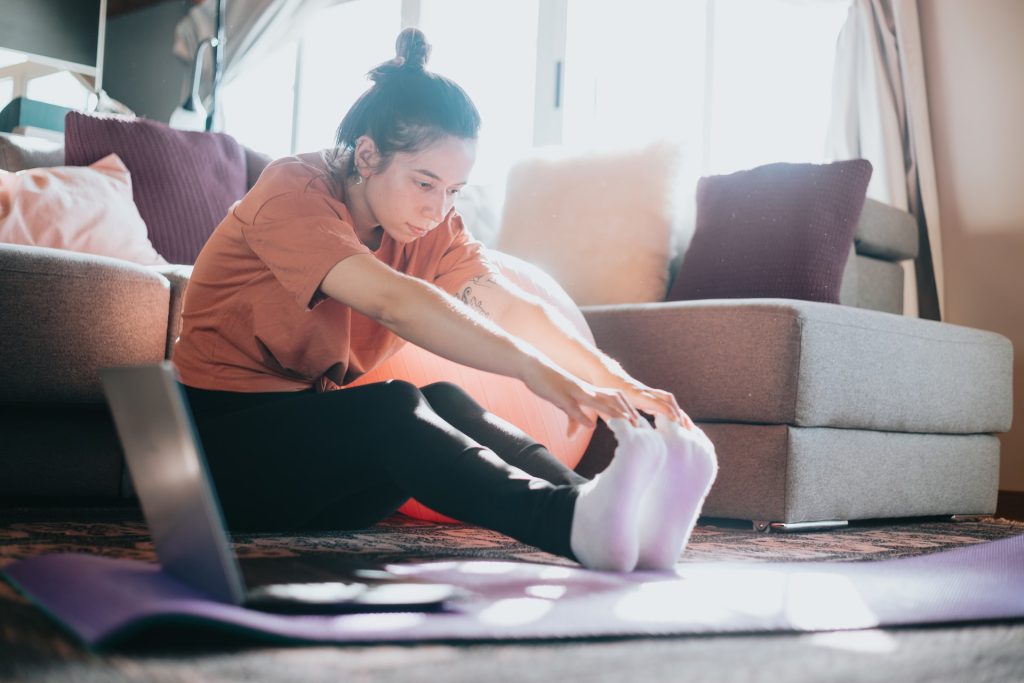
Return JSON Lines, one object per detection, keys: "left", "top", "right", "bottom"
{"left": 2, "top": 506, "right": 1022, "bottom": 590}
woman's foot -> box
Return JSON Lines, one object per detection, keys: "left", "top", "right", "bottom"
{"left": 635, "top": 414, "right": 718, "bottom": 571}
{"left": 570, "top": 419, "right": 665, "bottom": 572}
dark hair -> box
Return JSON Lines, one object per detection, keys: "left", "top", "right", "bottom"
{"left": 332, "top": 28, "right": 481, "bottom": 180}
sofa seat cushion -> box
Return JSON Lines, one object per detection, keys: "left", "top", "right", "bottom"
{"left": 0, "top": 243, "right": 170, "bottom": 404}
{"left": 583, "top": 299, "right": 1012, "bottom": 434}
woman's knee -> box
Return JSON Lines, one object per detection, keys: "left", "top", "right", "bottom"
{"left": 420, "top": 381, "right": 485, "bottom": 416}
{"left": 340, "top": 379, "right": 425, "bottom": 412}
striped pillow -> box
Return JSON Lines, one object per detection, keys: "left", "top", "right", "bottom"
{"left": 64, "top": 112, "right": 247, "bottom": 265}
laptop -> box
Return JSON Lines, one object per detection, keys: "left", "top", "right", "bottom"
{"left": 99, "top": 362, "right": 460, "bottom": 614}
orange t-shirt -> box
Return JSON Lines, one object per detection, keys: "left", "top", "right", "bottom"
{"left": 172, "top": 151, "right": 494, "bottom": 393}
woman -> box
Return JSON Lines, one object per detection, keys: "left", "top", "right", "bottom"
{"left": 172, "top": 28, "right": 717, "bottom": 572}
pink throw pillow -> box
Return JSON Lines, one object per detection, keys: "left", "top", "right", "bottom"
{"left": 0, "top": 154, "right": 168, "bottom": 266}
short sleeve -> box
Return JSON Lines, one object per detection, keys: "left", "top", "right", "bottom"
{"left": 240, "top": 192, "right": 371, "bottom": 309}
{"left": 432, "top": 212, "right": 497, "bottom": 295}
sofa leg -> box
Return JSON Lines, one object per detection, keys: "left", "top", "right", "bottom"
{"left": 752, "top": 520, "right": 850, "bottom": 533}
{"left": 949, "top": 514, "right": 989, "bottom": 523}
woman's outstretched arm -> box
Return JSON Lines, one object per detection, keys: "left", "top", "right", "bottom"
{"left": 319, "top": 254, "right": 638, "bottom": 430}
{"left": 454, "top": 272, "right": 690, "bottom": 427}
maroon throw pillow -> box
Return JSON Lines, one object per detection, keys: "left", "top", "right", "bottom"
{"left": 667, "top": 159, "right": 873, "bottom": 304}
{"left": 64, "top": 112, "right": 247, "bottom": 265}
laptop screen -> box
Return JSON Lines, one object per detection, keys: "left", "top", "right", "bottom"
{"left": 100, "top": 362, "right": 246, "bottom": 605}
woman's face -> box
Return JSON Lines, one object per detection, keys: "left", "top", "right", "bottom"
{"left": 360, "top": 135, "right": 476, "bottom": 244}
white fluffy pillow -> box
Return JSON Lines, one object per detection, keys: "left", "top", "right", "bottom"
{"left": 496, "top": 142, "right": 680, "bottom": 305}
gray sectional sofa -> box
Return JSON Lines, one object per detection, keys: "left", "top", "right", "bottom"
{"left": 0, "top": 130, "right": 1014, "bottom": 531}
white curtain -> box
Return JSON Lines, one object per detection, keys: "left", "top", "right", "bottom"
{"left": 172, "top": 0, "right": 339, "bottom": 112}
{"left": 827, "top": 0, "right": 944, "bottom": 321}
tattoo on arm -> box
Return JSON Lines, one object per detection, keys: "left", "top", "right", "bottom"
{"left": 458, "top": 275, "right": 497, "bottom": 318}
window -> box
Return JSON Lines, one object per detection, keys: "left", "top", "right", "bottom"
{"left": 562, "top": 1, "right": 707, "bottom": 152}
{"left": 25, "top": 71, "right": 92, "bottom": 110}
{"left": 292, "top": 0, "right": 401, "bottom": 155}
{"left": 704, "top": 0, "right": 850, "bottom": 174}
{"left": 0, "top": 46, "right": 93, "bottom": 114}
{"left": 219, "top": 41, "right": 298, "bottom": 160}
{"left": 419, "top": 0, "right": 539, "bottom": 187}
{"left": 218, "top": 0, "right": 850, "bottom": 184}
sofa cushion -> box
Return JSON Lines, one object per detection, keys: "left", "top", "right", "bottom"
{"left": 0, "top": 154, "right": 168, "bottom": 266}
{"left": 582, "top": 299, "right": 1013, "bottom": 434}
{"left": 0, "top": 242, "right": 170, "bottom": 404}
{"left": 496, "top": 142, "right": 680, "bottom": 305}
{"left": 668, "top": 159, "right": 873, "bottom": 304}
{"left": 0, "top": 131, "right": 63, "bottom": 172}
{"left": 63, "top": 112, "right": 247, "bottom": 265}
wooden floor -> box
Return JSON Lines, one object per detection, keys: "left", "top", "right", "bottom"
{"left": 996, "top": 490, "right": 1024, "bottom": 521}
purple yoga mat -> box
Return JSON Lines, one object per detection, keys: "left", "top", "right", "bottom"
{"left": 4, "top": 535, "right": 1023, "bottom": 648}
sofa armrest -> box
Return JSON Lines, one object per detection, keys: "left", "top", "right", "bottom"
{"left": 0, "top": 243, "right": 170, "bottom": 404}
{"left": 853, "top": 198, "right": 919, "bottom": 261}
{"left": 582, "top": 298, "right": 1012, "bottom": 433}
{"left": 150, "top": 264, "right": 194, "bottom": 359}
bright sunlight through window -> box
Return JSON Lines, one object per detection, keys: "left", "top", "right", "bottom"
{"left": 293, "top": 0, "right": 401, "bottom": 155}
{"left": 218, "top": 0, "right": 850, "bottom": 184}
{"left": 705, "top": 0, "right": 850, "bottom": 174}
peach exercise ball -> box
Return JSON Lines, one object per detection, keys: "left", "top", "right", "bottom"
{"left": 345, "top": 250, "right": 596, "bottom": 523}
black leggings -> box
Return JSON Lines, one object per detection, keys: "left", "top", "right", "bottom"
{"left": 183, "top": 380, "right": 588, "bottom": 561}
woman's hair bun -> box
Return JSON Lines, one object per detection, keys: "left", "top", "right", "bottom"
{"left": 368, "top": 28, "right": 431, "bottom": 82}
{"left": 394, "top": 27, "right": 431, "bottom": 71}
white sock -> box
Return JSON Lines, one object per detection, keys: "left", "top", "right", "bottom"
{"left": 570, "top": 418, "right": 665, "bottom": 572}
{"left": 635, "top": 414, "right": 719, "bottom": 571}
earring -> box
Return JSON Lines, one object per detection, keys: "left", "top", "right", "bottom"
{"left": 354, "top": 173, "right": 363, "bottom": 185}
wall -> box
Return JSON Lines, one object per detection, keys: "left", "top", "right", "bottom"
{"left": 102, "top": 0, "right": 190, "bottom": 121}
{"left": 918, "top": 0, "right": 1024, "bottom": 491}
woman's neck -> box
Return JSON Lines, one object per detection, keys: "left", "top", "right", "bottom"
{"left": 342, "top": 174, "right": 384, "bottom": 250}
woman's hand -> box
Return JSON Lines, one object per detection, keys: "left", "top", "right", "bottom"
{"left": 591, "top": 367, "right": 694, "bottom": 429}
{"left": 452, "top": 277, "right": 696, "bottom": 431}
{"left": 519, "top": 357, "right": 640, "bottom": 436}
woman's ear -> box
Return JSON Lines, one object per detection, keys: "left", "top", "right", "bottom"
{"left": 354, "top": 136, "right": 381, "bottom": 177}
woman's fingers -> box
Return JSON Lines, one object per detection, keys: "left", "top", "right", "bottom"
{"left": 556, "top": 385, "right": 634, "bottom": 435}
{"left": 619, "top": 385, "right": 698, "bottom": 430}
{"left": 624, "top": 386, "right": 682, "bottom": 423}
{"left": 588, "top": 387, "right": 639, "bottom": 425}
